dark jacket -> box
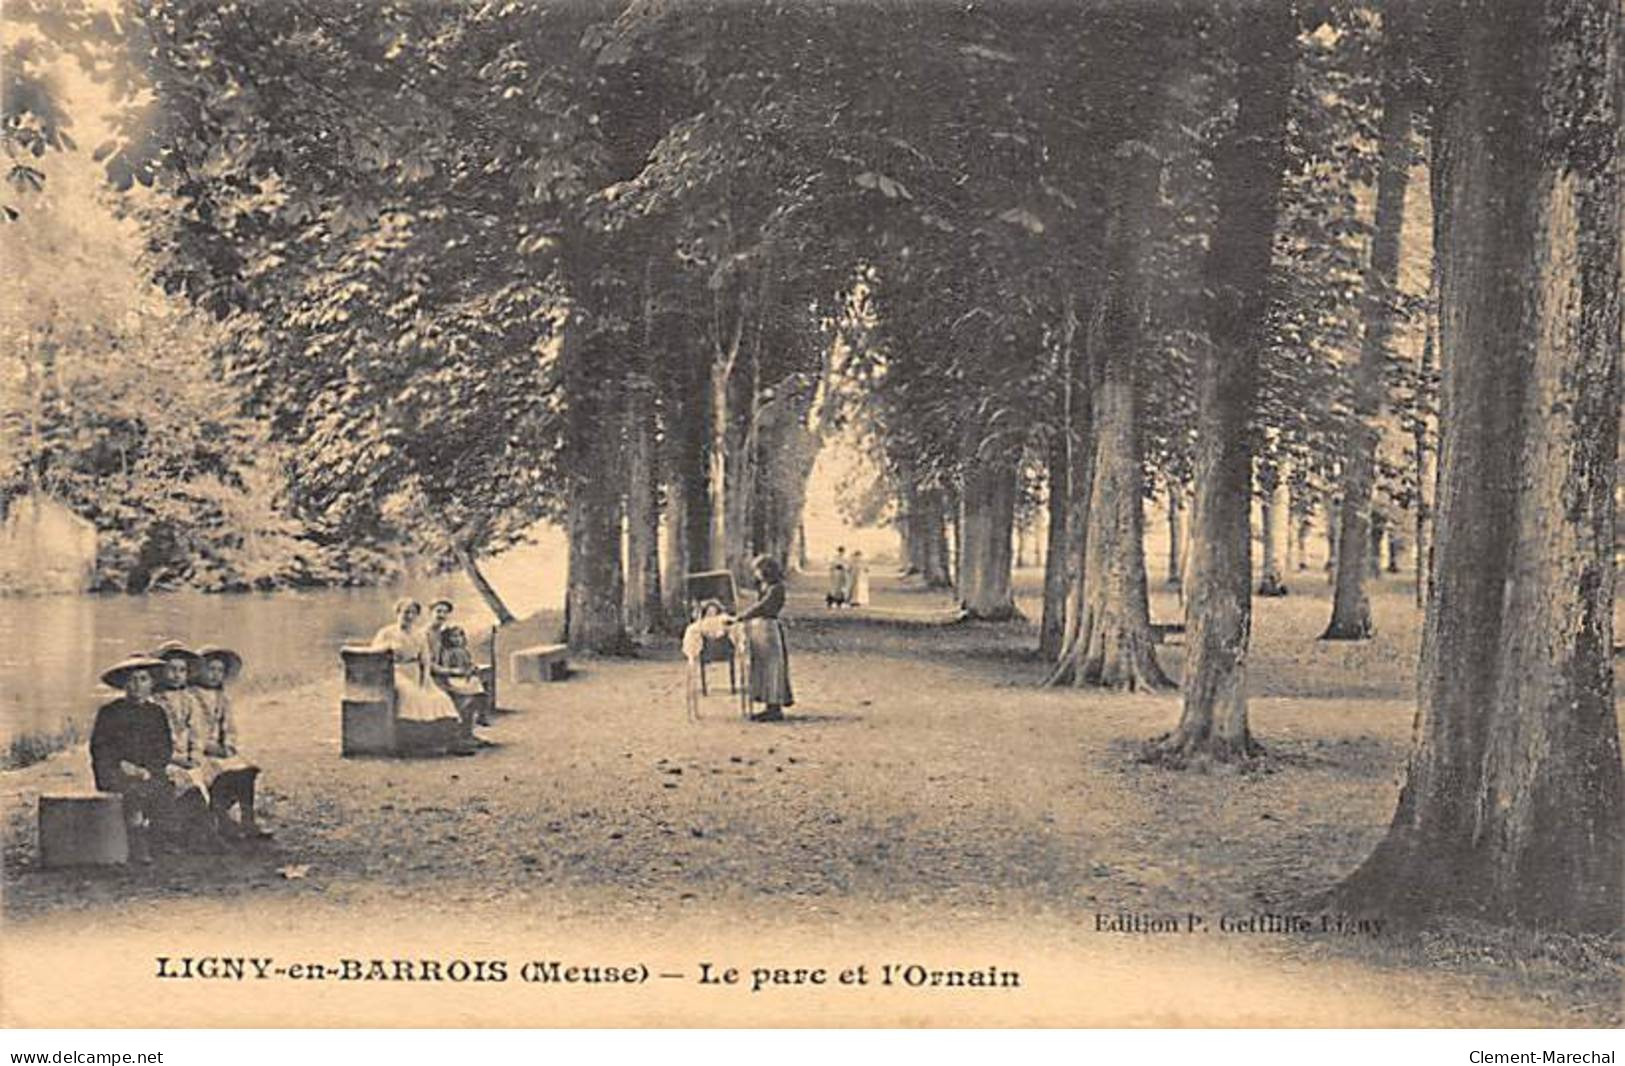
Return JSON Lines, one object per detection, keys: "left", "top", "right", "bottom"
{"left": 736, "top": 580, "right": 786, "bottom": 621}
{"left": 90, "top": 697, "right": 173, "bottom": 792}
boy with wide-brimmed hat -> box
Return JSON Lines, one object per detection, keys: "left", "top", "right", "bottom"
{"left": 88, "top": 655, "right": 175, "bottom": 864}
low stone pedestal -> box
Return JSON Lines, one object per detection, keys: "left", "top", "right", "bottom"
{"left": 341, "top": 645, "right": 397, "bottom": 756}
{"left": 39, "top": 792, "right": 128, "bottom": 867}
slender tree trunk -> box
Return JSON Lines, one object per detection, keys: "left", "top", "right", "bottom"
{"left": 1039, "top": 424, "right": 1072, "bottom": 659}
{"left": 1257, "top": 455, "right": 1291, "bottom": 596}
{"left": 1039, "top": 310, "right": 1081, "bottom": 659}
{"left": 1149, "top": 6, "right": 1291, "bottom": 761}
{"left": 625, "top": 367, "right": 662, "bottom": 634}
{"left": 455, "top": 544, "right": 516, "bottom": 626}
{"left": 664, "top": 348, "right": 711, "bottom": 625}
{"left": 1323, "top": 488, "right": 1339, "bottom": 580}
{"left": 1338, "top": 0, "right": 1622, "bottom": 931}
{"left": 1369, "top": 512, "right": 1387, "bottom": 579}
{"left": 708, "top": 358, "right": 729, "bottom": 571}
{"left": 1166, "top": 488, "right": 1184, "bottom": 589}
{"left": 1325, "top": 35, "right": 1415, "bottom": 639}
{"left": 1295, "top": 513, "right": 1311, "bottom": 571}
{"left": 1414, "top": 280, "right": 1439, "bottom": 608}
{"left": 1283, "top": 485, "right": 1297, "bottom": 573}
{"left": 957, "top": 450, "right": 1018, "bottom": 620}
{"left": 724, "top": 353, "right": 760, "bottom": 577}
{"left": 1045, "top": 307, "right": 1103, "bottom": 686}
{"left": 663, "top": 469, "right": 691, "bottom": 624}
{"left": 922, "top": 488, "right": 951, "bottom": 587}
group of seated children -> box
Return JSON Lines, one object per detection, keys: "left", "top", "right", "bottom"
{"left": 88, "top": 641, "right": 266, "bottom": 864}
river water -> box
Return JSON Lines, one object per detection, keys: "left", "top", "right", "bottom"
{"left": 0, "top": 530, "right": 568, "bottom": 748}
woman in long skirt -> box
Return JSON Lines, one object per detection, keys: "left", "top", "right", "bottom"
{"left": 736, "top": 555, "right": 793, "bottom": 722}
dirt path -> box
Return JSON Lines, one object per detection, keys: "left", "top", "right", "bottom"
{"left": 2, "top": 575, "right": 1617, "bottom": 1026}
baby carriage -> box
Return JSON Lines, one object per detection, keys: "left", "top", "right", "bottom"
{"left": 681, "top": 570, "right": 751, "bottom": 719}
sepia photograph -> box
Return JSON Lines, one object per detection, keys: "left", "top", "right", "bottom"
{"left": 0, "top": 0, "right": 1621, "bottom": 1035}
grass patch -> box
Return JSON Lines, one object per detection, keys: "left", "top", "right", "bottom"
{"left": 4, "top": 720, "right": 82, "bottom": 771}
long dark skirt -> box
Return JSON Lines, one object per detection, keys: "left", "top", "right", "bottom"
{"left": 743, "top": 619, "right": 794, "bottom": 707}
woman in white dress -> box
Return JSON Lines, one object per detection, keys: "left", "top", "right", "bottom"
{"left": 371, "top": 598, "right": 463, "bottom": 728}
{"left": 850, "top": 550, "right": 870, "bottom": 607}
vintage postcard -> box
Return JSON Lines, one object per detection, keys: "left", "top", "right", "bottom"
{"left": 1, "top": 0, "right": 1619, "bottom": 1031}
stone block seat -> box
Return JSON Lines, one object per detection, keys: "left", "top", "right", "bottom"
{"left": 340, "top": 645, "right": 398, "bottom": 756}
{"left": 38, "top": 791, "right": 128, "bottom": 867}
{"left": 511, "top": 642, "right": 569, "bottom": 683}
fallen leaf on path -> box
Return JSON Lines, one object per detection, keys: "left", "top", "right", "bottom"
{"left": 277, "top": 864, "right": 310, "bottom": 880}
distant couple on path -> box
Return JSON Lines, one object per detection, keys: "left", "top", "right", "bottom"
{"left": 826, "top": 546, "right": 868, "bottom": 609}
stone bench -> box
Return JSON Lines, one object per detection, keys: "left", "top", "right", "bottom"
{"left": 512, "top": 642, "right": 569, "bottom": 683}
{"left": 38, "top": 792, "right": 128, "bottom": 867}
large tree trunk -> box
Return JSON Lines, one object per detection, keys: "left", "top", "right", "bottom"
{"left": 920, "top": 488, "right": 951, "bottom": 587}
{"left": 664, "top": 348, "right": 712, "bottom": 626}
{"left": 1336, "top": 0, "right": 1622, "bottom": 932}
{"left": 897, "top": 471, "right": 921, "bottom": 575}
{"left": 1324, "top": 34, "right": 1415, "bottom": 639}
{"left": 1055, "top": 156, "right": 1170, "bottom": 691}
{"left": 957, "top": 450, "right": 1018, "bottom": 620}
{"left": 1149, "top": 7, "right": 1291, "bottom": 762}
{"left": 562, "top": 328, "right": 632, "bottom": 655}
{"left": 1071, "top": 334, "right": 1170, "bottom": 690}
{"left": 752, "top": 414, "right": 819, "bottom": 570}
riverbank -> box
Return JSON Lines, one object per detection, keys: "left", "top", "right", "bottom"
{"left": 2, "top": 574, "right": 1618, "bottom": 1026}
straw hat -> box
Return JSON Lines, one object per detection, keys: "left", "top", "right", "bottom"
{"left": 429, "top": 599, "right": 455, "bottom": 613}
{"left": 153, "top": 639, "right": 200, "bottom": 662}
{"left": 100, "top": 654, "right": 166, "bottom": 691}
{"left": 195, "top": 644, "right": 244, "bottom": 681}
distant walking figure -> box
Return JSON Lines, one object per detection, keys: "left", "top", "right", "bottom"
{"left": 826, "top": 546, "right": 850, "bottom": 608}
{"left": 739, "top": 555, "right": 793, "bottom": 721}
{"left": 849, "top": 550, "right": 870, "bottom": 607}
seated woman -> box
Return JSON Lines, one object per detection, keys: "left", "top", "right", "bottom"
{"left": 88, "top": 655, "right": 185, "bottom": 864}
{"left": 737, "top": 555, "right": 794, "bottom": 722}
{"left": 189, "top": 645, "right": 270, "bottom": 840}
{"left": 433, "top": 625, "right": 490, "bottom": 746}
{"left": 371, "top": 597, "right": 471, "bottom": 755}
